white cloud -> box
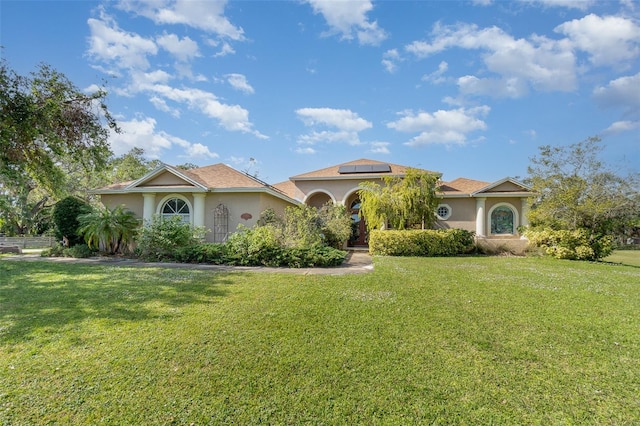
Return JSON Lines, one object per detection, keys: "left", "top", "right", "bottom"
{"left": 382, "top": 49, "right": 401, "bottom": 73}
{"left": 457, "top": 75, "right": 530, "bottom": 98}
{"left": 404, "top": 22, "right": 577, "bottom": 97}
{"left": 602, "top": 120, "right": 640, "bottom": 135}
{"left": 522, "top": 0, "right": 595, "bottom": 10}
{"left": 87, "top": 12, "right": 157, "bottom": 70}
{"left": 369, "top": 141, "right": 390, "bottom": 154}
{"left": 303, "top": 0, "right": 387, "bottom": 45}
{"left": 387, "top": 106, "right": 490, "bottom": 147}
{"left": 422, "top": 61, "right": 449, "bottom": 84}
{"left": 295, "top": 107, "right": 372, "bottom": 146}
{"left": 116, "top": 0, "right": 245, "bottom": 40}
{"left": 209, "top": 40, "right": 236, "bottom": 57}
{"left": 472, "top": 0, "right": 493, "bottom": 5}
{"left": 593, "top": 73, "right": 640, "bottom": 110}
{"left": 298, "top": 130, "right": 363, "bottom": 146}
{"left": 156, "top": 32, "right": 200, "bottom": 62}
{"left": 149, "top": 96, "right": 181, "bottom": 117}
{"left": 225, "top": 73, "right": 255, "bottom": 94}
{"left": 555, "top": 14, "right": 640, "bottom": 67}
{"left": 296, "top": 107, "right": 372, "bottom": 132}
{"left": 296, "top": 147, "right": 317, "bottom": 154}
{"left": 149, "top": 84, "right": 267, "bottom": 138}
{"left": 109, "top": 116, "right": 217, "bottom": 159}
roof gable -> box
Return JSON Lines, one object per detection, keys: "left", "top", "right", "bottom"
{"left": 440, "top": 177, "right": 490, "bottom": 195}
{"left": 126, "top": 164, "right": 207, "bottom": 190}
{"left": 471, "top": 178, "right": 532, "bottom": 195}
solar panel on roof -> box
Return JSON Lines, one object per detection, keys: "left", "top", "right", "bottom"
{"left": 339, "top": 164, "right": 391, "bottom": 174}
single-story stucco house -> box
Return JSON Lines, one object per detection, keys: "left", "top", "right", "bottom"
{"left": 95, "top": 158, "right": 533, "bottom": 250}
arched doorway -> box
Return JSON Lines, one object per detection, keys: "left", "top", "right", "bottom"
{"left": 348, "top": 198, "right": 368, "bottom": 247}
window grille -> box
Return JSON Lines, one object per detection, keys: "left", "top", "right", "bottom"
{"left": 213, "top": 204, "right": 229, "bottom": 242}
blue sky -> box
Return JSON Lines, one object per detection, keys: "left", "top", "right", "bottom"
{"left": 1, "top": 0, "right": 638, "bottom": 184}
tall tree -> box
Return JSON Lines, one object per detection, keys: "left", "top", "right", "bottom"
{"left": 0, "top": 59, "right": 117, "bottom": 196}
{"left": 527, "top": 136, "right": 639, "bottom": 236}
{"left": 359, "top": 168, "right": 442, "bottom": 231}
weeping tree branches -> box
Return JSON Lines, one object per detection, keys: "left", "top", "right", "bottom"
{"left": 359, "top": 168, "right": 442, "bottom": 232}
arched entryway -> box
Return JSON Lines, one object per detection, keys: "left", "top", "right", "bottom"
{"left": 348, "top": 196, "right": 368, "bottom": 247}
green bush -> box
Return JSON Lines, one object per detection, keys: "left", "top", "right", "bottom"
{"left": 369, "top": 229, "right": 476, "bottom": 256}
{"left": 51, "top": 196, "right": 91, "bottom": 246}
{"left": 136, "top": 216, "right": 205, "bottom": 261}
{"left": 173, "top": 243, "right": 228, "bottom": 264}
{"left": 41, "top": 242, "right": 95, "bottom": 258}
{"left": 524, "top": 228, "right": 614, "bottom": 261}
{"left": 63, "top": 243, "right": 95, "bottom": 258}
{"left": 41, "top": 243, "right": 66, "bottom": 257}
{"left": 225, "top": 225, "right": 283, "bottom": 266}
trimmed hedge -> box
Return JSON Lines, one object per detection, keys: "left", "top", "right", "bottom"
{"left": 369, "top": 229, "right": 475, "bottom": 257}
{"left": 173, "top": 242, "right": 346, "bottom": 268}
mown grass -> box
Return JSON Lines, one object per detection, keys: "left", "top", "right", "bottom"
{"left": 604, "top": 250, "right": 640, "bottom": 267}
{"left": 1, "top": 257, "right": 639, "bottom": 424}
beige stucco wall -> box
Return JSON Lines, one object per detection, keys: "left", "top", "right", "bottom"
{"left": 295, "top": 178, "right": 384, "bottom": 205}
{"left": 141, "top": 171, "right": 191, "bottom": 187}
{"left": 436, "top": 198, "right": 476, "bottom": 232}
{"left": 100, "top": 194, "right": 145, "bottom": 218}
{"left": 435, "top": 196, "right": 528, "bottom": 236}
{"left": 100, "top": 191, "right": 296, "bottom": 243}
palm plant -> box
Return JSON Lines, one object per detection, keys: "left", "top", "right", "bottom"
{"left": 78, "top": 205, "right": 140, "bottom": 254}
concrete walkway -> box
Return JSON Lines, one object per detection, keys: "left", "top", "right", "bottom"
{"left": 2, "top": 250, "right": 374, "bottom": 275}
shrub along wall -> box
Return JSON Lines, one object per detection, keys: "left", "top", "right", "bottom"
{"left": 369, "top": 229, "right": 475, "bottom": 257}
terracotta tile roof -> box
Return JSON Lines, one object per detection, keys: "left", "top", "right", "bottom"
{"left": 440, "top": 177, "right": 490, "bottom": 195}
{"left": 290, "top": 158, "right": 439, "bottom": 179}
{"left": 271, "top": 180, "right": 298, "bottom": 199}
{"left": 180, "top": 163, "right": 266, "bottom": 189}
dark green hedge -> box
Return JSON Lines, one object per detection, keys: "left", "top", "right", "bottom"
{"left": 369, "top": 229, "right": 475, "bottom": 256}
{"left": 174, "top": 243, "right": 346, "bottom": 268}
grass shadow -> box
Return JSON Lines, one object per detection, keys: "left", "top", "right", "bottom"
{"left": 0, "top": 260, "right": 233, "bottom": 344}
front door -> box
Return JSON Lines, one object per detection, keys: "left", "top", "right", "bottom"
{"left": 348, "top": 199, "right": 368, "bottom": 246}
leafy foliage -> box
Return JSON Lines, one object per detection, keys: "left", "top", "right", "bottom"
{"left": 0, "top": 59, "right": 116, "bottom": 196}
{"left": 135, "top": 216, "right": 206, "bottom": 261}
{"left": 51, "top": 196, "right": 91, "bottom": 246}
{"left": 526, "top": 137, "right": 638, "bottom": 260}
{"left": 524, "top": 228, "right": 613, "bottom": 261}
{"left": 359, "top": 168, "right": 441, "bottom": 231}
{"left": 77, "top": 205, "right": 140, "bottom": 255}
{"left": 368, "top": 229, "right": 476, "bottom": 256}
{"left": 260, "top": 204, "right": 352, "bottom": 249}
{"left": 527, "top": 136, "right": 639, "bottom": 236}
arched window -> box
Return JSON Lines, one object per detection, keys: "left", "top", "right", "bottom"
{"left": 161, "top": 197, "right": 190, "bottom": 224}
{"left": 490, "top": 205, "right": 514, "bottom": 235}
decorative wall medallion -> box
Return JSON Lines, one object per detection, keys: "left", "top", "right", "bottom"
{"left": 240, "top": 213, "right": 252, "bottom": 220}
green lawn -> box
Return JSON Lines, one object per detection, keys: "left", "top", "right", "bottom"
{"left": 1, "top": 257, "right": 639, "bottom": 424}
{"left": 605, "top": 250, "right": 640, "bottom": 267}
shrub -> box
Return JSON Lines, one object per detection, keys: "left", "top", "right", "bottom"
{"left": 51, "top": 196, "right": 91, "bottom": 246}
{"left": 136, "top": 216, "right": 206, "bottom": 261}
{"left": 369, "top": 229, "right": 476, "bottom": 257}
{"left": 77, "top": 205, "right": 140, "bottom": 254}
{"left": 524, "top": 228, "right": 614, "bottom": 261}
{"left": 225, "top": 224, "right": 283, "bottom": 266}
{"left": 318, "top": 203, "right": 352, "bottom": 249}
{"left": 41, "top": 242, "right": 94, "bottom": 258}
{"left": 173, "top": 243, "right": 228, "bottom": 264}
{"left": 41, "top": 243, "right": 65, "bottom": 257}
{"left": 63, "top": 243, "right": 95, "bottom": 258}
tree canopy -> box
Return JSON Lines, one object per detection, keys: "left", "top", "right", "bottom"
{"left": 527, "top": 136, "right": 639, "bottom": 237}
{"left": 0, "top": 59, "right": 117, "bottom": 196}
{"left": 358, "top": 168, "right": 442, "bottom": 232}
